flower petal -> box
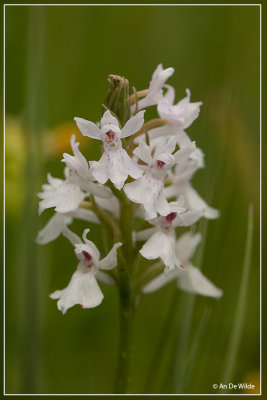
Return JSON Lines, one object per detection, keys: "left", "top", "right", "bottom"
{"left": 185, "top": 185, "right": 219, "bottom": 219}
{"left": 177, "top": 266, "right": 223, "bottom": 299}
{"left": 69, "top": 208, "right": 99, "bottom": 224}
{"left": 50, "top": 267, "right": 104, "bottom": 314}
{"left": 174, "top": 142, "right": 196, "bottom": 163}
{"left": 98, "top": 242, "right": 122, "bottom": 270}
{"left": 100, "top": 110, "right": 120, "bottom": 128}
{"left": 74, "top": 117, "right": 101, "bottom": 140}
{"left": 176, "top": 232, "right": 201, "bottom": 263}
{"left": 163, "top": 84, "right": 175, "bottom": 105}
{"left": 62, "top": 226, "right": 82, "bottom": 246}
{"left": 140, "top": 230, "right": 180, "bottom": 270}
{"left": 133, "top": 141, "right": 152, "bottom": 164}
{"left": 36, "top": 213, "right": 72, "bottom": 244}
{"left": 135, "top": 227, "right": 156, "bottom": 241}
{"left": 142, "top": 269, "right": 178, "bottom": 293}
{"left": 121, "top": 111, "right": 145, "bottom": 138}
{"left": 91, "top": 149, "right": 142, "bottom": 190}
{"left": 38, "top": 181, "right": 83, "bottom": 215}
{"left": 95, "top": 270, "right": 116, "bottom": 285}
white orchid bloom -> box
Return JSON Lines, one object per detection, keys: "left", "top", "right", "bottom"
{"left": 38, "top": 173, "right": 83, "bottom": 215}
{"left": 136, "top": 200, "right": 202, "bottom": 272}
{"left": 142, "top": 232, "right": 223, "bottom": 299}
{"left": 134, "top": 64, "right": 174, "bottom": 112}
{"left": 38, "top": 136, "right": 111, "bottom": 215}
{"left": 164, "top": 151, "right": 219, "bottom": 220}
{"left": 74, "top": 110, "right": 145, "bottom": 189}
{"left": 50, "top": 228, "right": 122, "bottom": 314}
{"left": 36, "top": 208, "right": 99, "bottom": 245}
{"left": 62, "top": 134, "right": 111, "bottom": 198}
{"left": 124, "top": 138, "right": 194, "bottom": 220}
{"left": 158, "top": 88, "right": 202, "bottom": 129}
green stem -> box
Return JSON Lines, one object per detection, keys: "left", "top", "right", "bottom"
{"left": 114, "top": 281, "right": 136, "bottom": 394}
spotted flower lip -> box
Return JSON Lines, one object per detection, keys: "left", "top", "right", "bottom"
{"left": 142, "top": 232, "right": 223, "bottom": 299}
{"left": 50, "top": 228, "right": 122, "bottom": 314}
{"left": 74, "top": 110, "right": 145, "bottom": 189}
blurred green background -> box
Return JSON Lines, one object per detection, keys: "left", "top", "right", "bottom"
{"left": 5, "top": 5, "right": 260, "bottom": 394}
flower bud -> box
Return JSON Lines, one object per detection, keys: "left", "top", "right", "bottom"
{"left": 104, "top": 74, "right": 130, "bottom": 126}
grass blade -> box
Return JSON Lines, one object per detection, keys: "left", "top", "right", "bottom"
{"left": 171, "top": 216, "right": 209, "bottom": 394}
{"left": 221, "top": 204, "right": 254, "bottom": 391}
{"left": 178, "top": 308, "right": 211, "bottom": 393}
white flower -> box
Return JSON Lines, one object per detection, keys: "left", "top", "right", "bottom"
{"left": 136, "top": 200, "right": 201, "bottom": 272}
{"left": 134, "top": 64, "right": 174, "bottom": 111}
{"left": 142, "top": 232, "right": 223, "bottom": 299}
{"left": 158, "top": 88, "right": 202, "bottom": 129}
{"left": 36, "top": 208, "right": 99, "bottom": 245}
{"left": 62, "top": 134, "right": 111, "bottom": 198}
{"left": 124, "top": 137, "right": 193, "bottom": 219}
{"left": 50, "top": 228, "right": 122, "bottom": 314}
{"left": 74, "top": 110, "right": 145, "bottom": 189}
{"left": 38, "top": 136, "right": 111, "bottom": 214}
{"left": 164, "top": 151, "right": 219, "bottom": 220}
{"left": 38, "top": 173, "right": 83, "bottom": 215}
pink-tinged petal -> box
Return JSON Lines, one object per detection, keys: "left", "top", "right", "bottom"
{"left": 175, "top": 232, "right": 202, "bottom": 263}
{"left": 177, "top": 266, "right": 223, "bottom": 299}
{"left": 133, "top": 141, "right": 152, "bottom": 164}
{"left": 142, "top": 269, "right": 178, "bottom": 293}
{"left": 50, "top": 267, "right": 104, "bottom": 314}
{"left": 100, "top": 110, "right": 120, "bottom": 128}
{"left": 36, "top": 214, "right": 72, "bottom": 244}
{"left": 98, "top": 242, "right": 122, "bottom": 270}
{"left": 121, "top": 111, "right": 145, "bottom": 138}
{"left": 74, "top": 117, "right": 101, "bottom": 140}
